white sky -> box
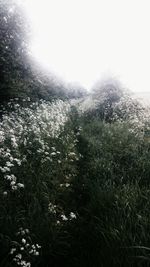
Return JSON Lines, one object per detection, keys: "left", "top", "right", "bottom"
{"left": 25, "top": 0, "right": 150, "bottom": 92}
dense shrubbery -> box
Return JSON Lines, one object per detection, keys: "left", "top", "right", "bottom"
{"left": 2, "top": 1, "right": 150, "bottom": 266}
{"left": 0, "top": 99, "right": 80, "bottom": 266}
{"left": 0, "top": 0, "right": 86, "bottom": 105}
{"left": 0, "top": 92, "right": 150, "bottom": 266}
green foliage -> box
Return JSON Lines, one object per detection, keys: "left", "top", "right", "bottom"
{"left": 78, "top": 118, "right": 150, "bottom": 185}
{"left": 0, "top": 0, "right": 86, "bottom": 106}
{"left": 70, "top": 103, "right": 150, "bottom": 266}
{"left": 0, "top": 100, "right": 80, "bottom": 266}
{"left": 0, "top": 0, "right": 30, "bottom": 103}
{"left": 69, "top": 182, "right": 150, "bottom": 267}
{"left": 86, "top": 79, "right": 124, "bottom": 121}
{"left": 1, "top": 95, "right": 150, "bottom": 266}
{"left": 1, "top": 5, "right": 150, "bottom": 264}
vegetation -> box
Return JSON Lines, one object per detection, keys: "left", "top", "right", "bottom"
{"left": 0, "top": 0, "right": 86, "bottom": 104}
{"left": 0, "top": 89, "right": 150, "bottom": 267}
{"left": 1, "top": 1, "right": 150, "bottom": 267}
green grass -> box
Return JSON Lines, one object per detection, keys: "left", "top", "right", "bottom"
{"left": 0, "top": 99, "right": 150, "bottom": 266}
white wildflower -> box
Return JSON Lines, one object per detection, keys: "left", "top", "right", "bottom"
{"left": 22, "top": 238, "right": 26, "bottom": 244}
{"left": 16, "top": 253, "right": 22, "bottom": 259}
{"left": 10, "top": 248, "right": 16, "bottom": 254}
{"left": 12, "top": 185, "right": 17, "bottom": 191}
{"left": 36, "top": 244, "right": 41, "bottom": 249}
{"left": 51, "top": 152, "right": 56, "bottom": 156}
{"left": 65, "top": 183, "right": 70, "bottom": 187}
{"left": 61, "top": 214, "right": 68, "bottom": 221}
{"left": 17, "top": 183, "right": 25, "bottom": 189}
{"left": 6, "top": 161, "right": 14, "bottom": 167}
{"left": 68, "top": 152, "right": 76, "bottom": 156}
{"left": 14, "top": 158, "right": 22, "bottom": 166}
{"left": 10, "top": 181, "right": 16, "bottom": 186}
{"left": 48, "top": 203, "right": 57, "bottom": 214}
{"left": 70, "top": 212, "right": 77, "bottom": 219}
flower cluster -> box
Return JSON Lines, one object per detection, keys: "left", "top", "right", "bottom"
{"left": 0, "top": 99, "right": 71, "bottom": 193}
{"left": 0, "top": 98, "right": 81, "bottom": 266}
{"left": 10, "top": 227, "right": 41, "bottom": 267}
{"left": 0, "top": 147, "right": 24, "bottom": 192}
{"left": 60, "top": 211, "right": 77, "bottom": 222}
{"left": 76, "top": 90, "right": 150, "bottom": 139}
{"left": 113, "top": 94, "right": 150, "bottom": 138}
{"left": 48, "top": 201, "right": 77, "bottom": 225}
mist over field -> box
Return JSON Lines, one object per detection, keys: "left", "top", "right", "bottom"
{"left": 1, "top": 1, "right": 150, "bottom": 267}
{"left": 135, "top": 92, "right": 150, "bottom": 105}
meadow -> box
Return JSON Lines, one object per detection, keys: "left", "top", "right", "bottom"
{"left": 0, "top": 89, "right": 150, "bottom": 267}
{"left": 1, "top": 1, "right": 150, "bottom": 266}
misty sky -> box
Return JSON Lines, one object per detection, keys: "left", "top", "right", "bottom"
{"left": 25, "top": 0, "right": 150, "bottom": 92}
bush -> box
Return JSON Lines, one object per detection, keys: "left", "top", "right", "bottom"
{"left": 1, "top": 95, "right": 150, "bottom": 266}
{"left": 0, "top": 99, "right": 80, "bottom": 266}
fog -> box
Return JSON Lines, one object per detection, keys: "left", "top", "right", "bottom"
{"left": 24, "top": 0, "right": 150, "bottom": 93}
{"left": 1, "top": 1, "right": 150, "bottom": 266}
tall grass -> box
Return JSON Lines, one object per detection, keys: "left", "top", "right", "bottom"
{"left": 0, "top": 96, "right": 150, "bottom": 266}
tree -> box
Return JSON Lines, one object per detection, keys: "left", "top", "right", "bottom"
{"left": 0, "top": 0, "right": 87, "bottom": 106}
{"left": 0, "top": 0, "right": 31, "bottom": 103}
